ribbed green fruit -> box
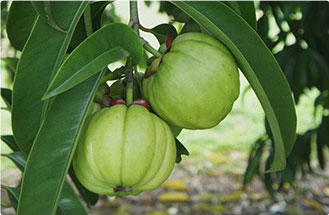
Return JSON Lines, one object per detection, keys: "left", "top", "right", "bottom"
{"left": 73, "top": 104, "right": 176, "bottom": 196}
{"left": 143, "top": 33, "right": 240, "bottom": 129}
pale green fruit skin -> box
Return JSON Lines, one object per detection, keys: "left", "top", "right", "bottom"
{"left": 143, "top": 33, "right": 240, "bottom": 129}
{"left": 73, "top": 105, "right": 176, "bottom": 196}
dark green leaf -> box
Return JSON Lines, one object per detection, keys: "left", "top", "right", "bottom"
{"left": 69, "top": 167, "right": 99, "bottom": 206}
{"left": 1, "top": 135, "right": 20, "bottom": 152}
{"left": 243, "top": 138, "right": 265, "bottom": 186}
{"left": 43, "top": 23, "right": 143, "bottom": 99}
{"left": 12, "top": 2, "right": 88, "bottom": 154}
{"left": 150, "top": 24, "right": 178, "bottom": 44}
{"left": 17, "top": 72, "right": 103, "bottom": 215}
{"left": 159, "top": 2, "right": 190, "bottom": 23}
{"left": 175, "top": 138, "right": 189, "bottom": 163}
{"left": 264, "top": 152, "right": 275, "bottom": 196}
{"left": 180, "top": 19, "right": 201, "bottom": 34}
{"left": 236, "top": 2, "right": 257, "bottom": 30}
{"left": 1, "top": 57, "right": 19, "bottom": 73}
{"left": 70, "top": 1, "right": 111, "bottom": 50}
{"left": 5, "top": 148, "right": 87, "bottom": 215}
{"left": 172, "top": 1, "right": 297, "bottom": 172}
{"left": 6, "top": 1, "right": 36, "bottom": 51}
{"left": 57, "top": 183, "right": 88, "bottom": 215}
{"left": 30, "top": 2, "right": 67, "bottom": 32}
{"left": 1, "top": 88, "right": 12, "bottom": 109}
{"left": 6, "top": 152, "right": 27, "bottom": 171}
{"left": 7, "top": 187, "right": 20, "bottom": 211}
{"left": 280, "top": 162, "right": 296, "bottom": 184}
{"left": 224, "top": 2, "right": 241, "bottom": 15}
{"left": 317, "top": 116, "right": 329, "bottom": 169}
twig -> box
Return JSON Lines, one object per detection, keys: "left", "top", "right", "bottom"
{"left": 142, "top": 38, "right": 162, "bottom": 58}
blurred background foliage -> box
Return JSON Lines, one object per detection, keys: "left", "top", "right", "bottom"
{"left": 243, "top": 1, "right": 329, "bottom": 196}
{"left": 1, "top": 1, "right": 328, "bottom": 215}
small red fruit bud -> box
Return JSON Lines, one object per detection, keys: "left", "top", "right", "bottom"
{"left": 166, "top": 35, "right": 173, "bottom": 49}
{"left": 102, "top": 95, "right": 113, "bottom": 107}
{"left": 132, "top": 99, "right": 151, "bottom": 111}
{"left": 110, "top": 98, "right": 126, "bottom": 106}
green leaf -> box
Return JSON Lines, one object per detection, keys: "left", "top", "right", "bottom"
{"left": 1, "top": 57, "right": 19, "bottom": 73}
{"left": 43, "top": 23, "right": 143, "bottom": 100}
{"left": 175, "top": 138, "right": 189, "bottom": 163}
{"left": 12, "top": 2, "right": 88, "bottom": 154}
{"left": 150, "top": 23, "right": 178, "bottom": 44}
{"left": 180, "top": 19, "right": 201, "bottom": 34}
{"left": 17, "top": 72, "right": 103, "bottom": 215}
{"left": 7, "top": 187, "right": 20, "bottom": 211}
{"left": 43, "top": 47, "right": 129, "bottom": 100}
{"left": 6, "top": 152, "right": 27, "bottom": 171}
{"left": 236, "top": 2, "right": 257, "bottom": 30}
{"left": 1, "top": 135, "right": 20, "bottom": 152}
{"left": 30, "top": 2, "right": 67, "bottom": 32}
{"left": 1, "top": 88, "right": 12, "bottom": 109}
{"left": 224, "top": 2, "right": 241, "bottom": 14}
{"left": 69, "top": 167, "right": 99, "bottom": 206}
{"left": 6, "top": 1, "right": 36, "bottom": 51}
{"left": 69, "top": 1, "right": 111, "bottom": 50}
{"left": 5, "top": 152, "right": 88, "bottom": 215}
{"left": 172, "top": 1, "right": 297, "bottom": 172}
{"left": 57, "top": 183, "right": 88, "bottom": 215}
{"left": 243, "top": 138, "right": 265, "bottom": 186}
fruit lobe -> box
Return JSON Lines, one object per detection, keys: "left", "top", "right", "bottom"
{"left": 143, "top": 33, "right": 240, "bottom": 129}
{"left": 73, "top": 105, "right": 176, "bottom": 196}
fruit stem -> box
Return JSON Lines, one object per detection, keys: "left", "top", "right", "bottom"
{"left": 142, "top": 38, "right": 162, "bottom": 58}
{"left": 139, "top": 24, "right": 151, "bottom": 32}
{"left": 126, "top": 67, "right": 134, "bottom": 106}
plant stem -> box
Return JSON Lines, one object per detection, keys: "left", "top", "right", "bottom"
{"left": 126, "top": 1, "right": 141, "bottom": 105}
{"left": 139, "top": 24, "right": 151, "bottom": 32}
{"left": 83, "top": 4, "right": 93, "bottom": 37}
{"left": 126, "top": 67, "right": 134, "bottom": 106}
{"left": 143, "top": 39, "right": 162, "bottom": 58}
{"left": 129, "top": 1, "right": 140, "bottom": 35}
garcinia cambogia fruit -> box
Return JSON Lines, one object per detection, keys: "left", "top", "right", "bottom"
{"left": 142, "top": 33, "right": 240, "bottom": 129}
{"left": 73, "top": 103, "right": 176, "bottom": 196}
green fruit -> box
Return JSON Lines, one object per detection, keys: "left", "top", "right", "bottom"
{"left": 143, "top": 33, "right": 240, "bottom": 129}
{"left": 73, "top": 105, "right": 176, "bottom": 196}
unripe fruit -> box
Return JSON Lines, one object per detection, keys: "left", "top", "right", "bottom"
{"left": 131, "top": 99, "right": 151, "bottom": 111}
{"left": 143, "top": 33, "right": 240, "bottom": 129}
{"left": 73, "top": 105, "right": 176, "bottom": 196}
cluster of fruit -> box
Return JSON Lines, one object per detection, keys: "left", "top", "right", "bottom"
{"left": 73, "top": 33, "right": 240, "bottom": 196}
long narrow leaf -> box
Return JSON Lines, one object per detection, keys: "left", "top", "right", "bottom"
{"left": 43, "top": 23, "right": 143, "bottom": 99}
{"left": 12, "top": 2, "right": 88, "bottom": 154}
{"left": 1, "top": 88, "right": 12, "bottom": 109}
{"left": 6, "top": 2, "right": 36, "bottom": 51}
{"left": 17, "top": 72, "right": 103, "bottom": 215}
{"left": 69, "top": 167, "right": 99, "bottom": 206}
{"left": 237, "top": 2, "right": 257, "bottom": 30}
{"left": 31, "top": 2, "right": 67, "bottom": 32}
{"left": 5, "top": 152, "right": 87, "bottom": 215}
{"left": 7, "top": 187, "right": 20, "bottom": 211}
{"left": 172, "top": 1, "right": 296, "bottom": 172}
{"left": 1, "top": 135, "right": 20, "bottom": 152}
